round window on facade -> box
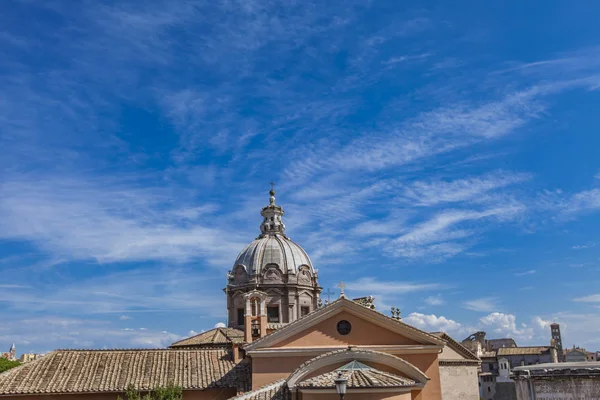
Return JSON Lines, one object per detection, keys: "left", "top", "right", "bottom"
{"left": 337, "top": 320, "right": 351, "bottom": 335}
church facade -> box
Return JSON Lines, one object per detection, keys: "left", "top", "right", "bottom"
{"left": 0, "top": 190, "right": 480, "bottom": 400}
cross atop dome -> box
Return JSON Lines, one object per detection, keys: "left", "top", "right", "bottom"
{"left": 269, "top": 181, "right": 276, "bottom": 204}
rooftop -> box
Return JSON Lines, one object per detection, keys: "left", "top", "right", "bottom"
{"left": 169, "top": 327, "right": 244, "bottom": 348}
{"left": 513, "top": 361, "right": 600, "bottom": 378}
{"left": 229, "top": 380, "right": 290, "bottom": 400}
{"left": 497, "top": 346, "right": 554, "bottom": 356}
{"left": 0, "top": 348, "right": 250, "bottom": 395}
{"left": 297, "top": 360, "right": 416, "bottom": 389}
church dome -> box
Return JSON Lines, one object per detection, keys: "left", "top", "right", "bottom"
{"left": 226, "top": 187, "right": 321, "bottom": 329}
{"left": 233, "top": 235, "right": 313, "bottom": 275}
{"left": 229, "top": 187, "right": 315, "bottom": 280}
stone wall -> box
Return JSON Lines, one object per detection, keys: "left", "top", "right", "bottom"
{"left": 515, "top": 378, "right": 600, "bottom": 400}
{"left": 494, "top": 382, "right": 516, "bottom": 400}
{"left": 439, "top": 364, "right": 479, "bottom": 400}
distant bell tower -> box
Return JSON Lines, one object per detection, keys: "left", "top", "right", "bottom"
{"left": 9, "top": 343, "right": 16, "bottom": 361}
{"left": 550, "top": 323, "right": 564, "bottom": 362}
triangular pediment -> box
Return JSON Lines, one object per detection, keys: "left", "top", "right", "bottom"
{"left": 244, "top": 297, "right": 444, "bottom": 351}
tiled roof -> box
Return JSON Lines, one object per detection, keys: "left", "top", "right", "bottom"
{"left": 229, "top": 380, "right": 291, "bottom": 400}
{"left": 289, "top": 347, "right": 428, "bottom": 384}
{"left": 480, "top": 351, "right": 497, "bottom": 358}
{"left": 298, "top": 362, "right": 416, "bottom": 389}
{"left": 487, "top": 338, "right": 516, "bottom": 347}
{"left": 0, "top": 349, "right": 250, "bottom": 395}
{"left": 352, "top": 296, "right": 376, "bottom": 309}
{"left": 497, "top": 346, "right": 553, "bottom": 356}
{"left": 267, "top": 323, "right": 287, "bottom": 330}
{"left": 170, "top": 328, "right": 244, "bottom": 348}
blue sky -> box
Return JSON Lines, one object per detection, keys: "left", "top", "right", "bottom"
{"left": 2, "top": 0, "right": 600, "bottom": 354}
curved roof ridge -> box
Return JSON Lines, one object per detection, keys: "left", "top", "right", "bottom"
{"left": 290, "top": 347, "right": 426, "bottom": 378}
{"left": 228, "top": 379, "right": 288, "bottom": 400}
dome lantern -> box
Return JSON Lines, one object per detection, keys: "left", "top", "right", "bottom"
{"left": 259, "top": 185, "right": 286, "bottom": 237}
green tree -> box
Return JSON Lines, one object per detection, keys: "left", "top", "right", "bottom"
{"left": 0, "top": 358, "right": 21, "bottom": 373}
{"left": 117, "top": 383, "right": 183, "bottom": 400}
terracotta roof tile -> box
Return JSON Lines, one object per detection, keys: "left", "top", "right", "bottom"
{"left": 0, "top": 349, "right": 250, "bottom": 395}
{"left": 170, "top": 328, "right": 244, "bottom": 348}
{"left": 497, "top": 347, "right": 554, "bottom": 356}
{"left": 298, "top": 369, "right": 415, "bottom": 389}
{"left": 289, "top": 347, "right": 428, "bottom": 384}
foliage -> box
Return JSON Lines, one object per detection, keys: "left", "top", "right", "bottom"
{"left": 0, "top": 358, "right": 21, "bottom": 373}
{"left": 117, "top": 383, "right": 183, "bottom": 400}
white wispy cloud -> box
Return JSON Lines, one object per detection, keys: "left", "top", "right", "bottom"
{"left": 404, "top": 312, "right": 464, "bottom": 334}
{"left": 424, "top": 295, "right": 445, "bottom": 306}
{"left": 514, "top": 269, "right": 536, "bottom": 277}
{"left": 537, "top": 188, "right": 600, "bottom": 216}
{"left": 399, "top": 171, "right": 531, "bottom": 207}
{"left": 0, "top": 267, "right": 227, "bottom": 319}
{"left": 345, "top": 277, "right": 443, "bottom": 295}
{"left": 384, "top": 205, "right": 524, "bottom": 261}
{"left": 572, "top": 242, "right": 597, "bottom": 250}
{"left": 463, "top": 297, "right": 499, "bottom": 312}
{"left": 573, "top": 294, "right": 600, "bottom": 303}
{"left": 0, "top": 175, "right": 248, "bottom": 266}
{"left": 0, "top": 316, "right": 185, "bottom": 350}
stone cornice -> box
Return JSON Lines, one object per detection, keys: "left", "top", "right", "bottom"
{"left": 438, "top": 359, "right": 481, "bottom": 366}
{"left": 248, "top": 345, "right": 443, "bottom": 358}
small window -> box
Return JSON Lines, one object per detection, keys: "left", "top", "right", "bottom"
{"left": 488, "top": 387, "right": 491, "bottom": 392}
{"left": 337, "top": 320, "right": 352, "bottom": 335}
{"left": 301, "top": 306, "right": 310, "bottom": 317}
{"left": 489, "top": 363, "right": 494, "bottom": 370}
{"left": 267, "top": 306, "right": 279, "bottom": 323}
{"left": 237, "top": 308, "right": 245, "bottom": 326}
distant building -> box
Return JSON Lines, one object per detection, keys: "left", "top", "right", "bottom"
{"left": 586, "top": 351, "right": 596, "bottom": 361}
{"left": 479, "top": 351, "right": 498, "bottom": 400}
{"left": 0, "top": 343, "right": 16, "bottom": 361}
{"left": 487, "top": 338, "right": 518, "bottom": 351}
{"left": 461, "top": 331, "right": 517, "bottom": 355}
{"left": 19, "top": 353, "right": 44, "bottom": 363}
{"left": 550, "top": 322, "right": 564, "bottom": 362}
{"left": 472, "top": 343, "right": 557, "bottom": 400}
{"left": 565, "top": 345, "right": 588, "bottom": 362}
{"left": 497, "top": 346, "right": 558, "bottom": 367}
{"left": 513, "top": 362, "right": 600, "bottom": 400}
